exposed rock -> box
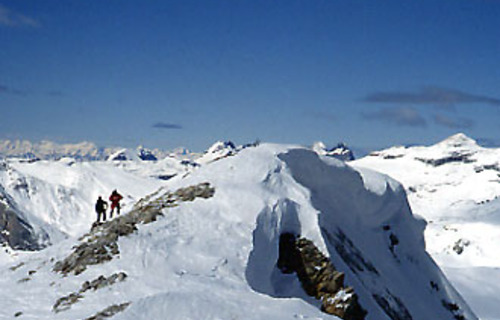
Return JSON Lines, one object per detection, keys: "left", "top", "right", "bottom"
{"left": 53, "top": 293, "right": 83, "bottom": 313}
{"left": 137, "top": 147, "right": 157, "bottom": 161}
{"left": 156, "top": 174, "right": 177, "bottom": 181}
{"left": 388, "top": 233, "right": 400, "bottom": 255}
{"left": 277, "top": 233, "right": 366, "bottom": 320}
{"left": 442, "top": 299, "right": 466, "bottom": 320}
{"left": 453, "top": 239, "right": 470, "bottom": 255}
{"left": 322, "top": 287, "right": 365, "bottom": 320}
{"left": 17, "top": 277, "right": 31, "bottom": 283}
{"left": 430, "top": 281, "right": 439, "bottom": 291}
{"left": 9, "top": 262, "right": 24, "bottom": 271}
{"left": 53, "top": 236, "right": 119, "bottom": 275}
{"left": 415, "top": 152, "right": 475, "bottom": 167}
{"left": 81, "top": 272, "right": 128, "bottom": 292}
{"left": 83, "top": 302, "right": 131, "bottom": 320}
{"left": 53, "top": 272, "right": 128, "bottom": 313}
{"left": 174, "top": 182, "right": 215, "bottom": 202}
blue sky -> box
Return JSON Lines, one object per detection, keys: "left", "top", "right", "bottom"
{"left": 1, "top": 0, "right": 500, "bottom": 153}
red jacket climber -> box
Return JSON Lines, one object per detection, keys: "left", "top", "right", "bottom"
{"left": 109, "top": 190, "right": 123, "bottom": 218}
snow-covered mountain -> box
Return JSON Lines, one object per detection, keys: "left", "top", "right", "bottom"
{"left": 312, "top": 142, "right": 355, "bottom": 161}
{"left": 352, "top": 133, "right": 500, "bottom": 320}
{"left": 196, "top": 140, "right": 238, "bottom": 164}
{"left": 0, "top": 143, "right": 476, "bottom": 320}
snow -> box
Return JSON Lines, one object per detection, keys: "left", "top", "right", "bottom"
{"left": 352, "top": 133, "right": 500, "bottom": 320}
{"left": 107, "top": 148, "right": 142, "bottom": 162}
{"left": 196, "top": 140, "right": 237, "bottom": 164}
{"left": 0, "top": 143, "right": 476, "bottom": 319}
{"left": 0, "top": 159, "right": 174, "bottom": 241}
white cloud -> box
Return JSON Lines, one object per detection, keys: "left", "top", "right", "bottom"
{"left": 0, "top": 4, "right": 40, "bottom": 28}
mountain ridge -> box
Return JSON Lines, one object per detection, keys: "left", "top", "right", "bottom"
{"left": 0, "top": 143, "right": 476, "bottom": 319}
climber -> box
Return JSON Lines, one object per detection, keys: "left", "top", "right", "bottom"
{"left": 95, "top": 196, "right": 108, "bottom": 223}
{"left": 109, "top": 189, "right": 123, "bottom": 218}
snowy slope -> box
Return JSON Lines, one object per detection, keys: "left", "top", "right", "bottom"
{"left": 0, "top": 144, "right": 476, "bottom": 320}
{"left": 352, "top": 133, "right": 500, "bottom": 320}
{"left": 0, "top": 158, "right": 187, "bottom": 246}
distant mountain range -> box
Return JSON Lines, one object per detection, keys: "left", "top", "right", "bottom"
{"left": 0, "top": 139, "right": 191, "bottom": 161}
{"left": 0, "top": 139, "right": 356, "bottom": 162}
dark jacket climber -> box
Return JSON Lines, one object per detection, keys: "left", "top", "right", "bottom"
{"left": 95, "top": 196, "right": 108, "bottom": 223}
{"left": 109, "top": 190, "right": 123, "bottom": 218}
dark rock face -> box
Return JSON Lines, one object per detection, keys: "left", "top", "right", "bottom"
{"left": 441, "top": 300, "right": 467, "bottom": 320}
{"left": 81, "top": 272, "right": 127, "bottom": 292}
{"left": 415, "top": 152, "right": 475, "bottom": 167}
{"left": 53, "top": 272, "right": 128, "bottom": 313}
{"left": 138, "top": 148, "right": 157, "bottom": 161}
{"left": 0, "top": 199, "right": 43, "bottom": 251}
{"left": 329, "top": 143, "right": 355, "bottom": 161}
{"left": 54, "top": 182, "right": 215, "bottom": 276}
{"left": 83, "top": 302, "right": 131, "bottom": 320}
{"left": 53, "top": 293, "right": 83, "bottom": 313}
{"left": 453, "top": 239, "right": 470, "bottom": 255}
{"left": 277, "top": 233, "right": 366, "bottom": 320}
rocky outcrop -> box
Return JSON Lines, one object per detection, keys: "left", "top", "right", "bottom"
{"left": 453, "top": 239, "right": 470, "bottom": 255}
{"left": 82, "top": 272, "right": 127, "bottom": 292}
{"left": 83, "top": 302, "right": 131, "bottom": 320}
{"left": 53, "top": 272, "right": 128, "bottom": 313}
{"left": 277, "top": 233, "right": 366, "bottom": 320}
{"left": 54, "top": 183, "right": 215, "bottom": 276}
{"left": 415, "top": 152, "right": 475, "bottom": 167}
{"left": 53, "top": 292, "right": 83, "bottom": 313}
